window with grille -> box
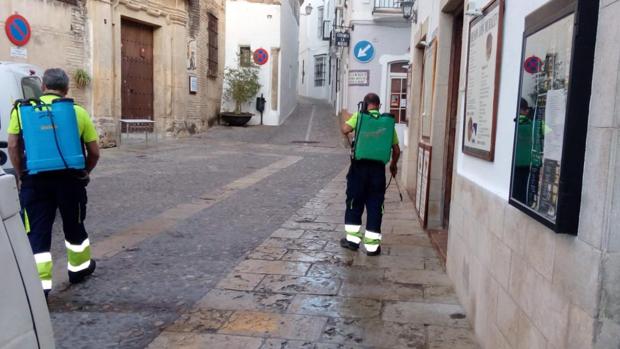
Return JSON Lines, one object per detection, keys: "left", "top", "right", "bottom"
{"left": 208, "top": 13, "right": 219, "bottom": 78}
{"left": 240, "top": 46, "right": 251, "bottom": 67}
{"left": 314, "top": 55, "right": 327, "bottom": 87}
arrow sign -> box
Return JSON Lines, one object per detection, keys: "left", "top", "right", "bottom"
{"left": 353, "top": 40, "right": 374, "bottom": 63}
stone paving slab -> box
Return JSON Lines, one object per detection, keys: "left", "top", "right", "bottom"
{"left": 219, "top": 311, "right": 327, "bottom": 341}
{"left": 216, "top": 272, "right": 265, "bottom": 291}
{"left": 149, "top": 170, "right": 480, "bottom": 348}
{"left": 287, "top": 295, "right": 382, "bottom": 318}
{"left": 255, "top": 275, "right": 341, "bottom": 295}
{"left": 148, "top": 332, "right": 264, "bottom": 349}
{"left": 198, "top": 289, "right": 294, "bottom": 312}
{"left": 234, "top": 260, "right": 311, "bottom": 276}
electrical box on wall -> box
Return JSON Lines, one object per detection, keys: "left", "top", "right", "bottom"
{"left": 508, "top": 0, "right": 600, "bottom": 235}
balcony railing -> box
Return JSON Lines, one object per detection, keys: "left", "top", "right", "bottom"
{"left": 373, "top": 0, "right": 401, "bottom": 12}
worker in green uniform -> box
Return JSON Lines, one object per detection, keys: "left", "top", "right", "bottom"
{"left": 340, "top": 93, "right": 400, "bottom": 256}
{"left": 7, "top": 68, "right": 100, "bottom": 297}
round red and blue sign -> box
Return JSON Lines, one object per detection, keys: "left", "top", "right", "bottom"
{"left": 253, "top": 48, "right": 269, "bottom": 66}
{"left": 5, "top": 14, "right": 31, "bottom": 46}
{"left": 524, "top": 56, "right": 543, "bottom": 74}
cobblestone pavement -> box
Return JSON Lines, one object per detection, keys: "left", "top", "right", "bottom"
{"left": 147, "top": 170, "right": 480, "bottom": 348}
{"left": 45, "top": 97, "right": 478, "bottom": 348}
{"left": 47, "top": 98, "right": 349, "bottom": 348}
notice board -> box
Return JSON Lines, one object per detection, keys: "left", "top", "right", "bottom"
{"left": 462, "top": 0, "right": 504, "bottom": 161}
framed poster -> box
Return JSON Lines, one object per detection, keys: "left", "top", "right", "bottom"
{"left": 415, "top": 142, "right": 432, "bottom": 228}
{"left": 508, "top": 0, "right": 599, "bottom": 235}
{"left": 420, "top": 40, "right": 438, "bottom": 140}
{"left": 462, "top": 0, "right": 504, "bottom": 161}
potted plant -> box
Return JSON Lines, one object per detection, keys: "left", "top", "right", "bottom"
{"left": 73, "top": 68, "right": 91, "bottom": 89}
{"left": 221, "top": 62, "right": 261, "bottom": 126}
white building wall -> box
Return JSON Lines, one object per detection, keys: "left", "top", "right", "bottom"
{"left": 299, "top": 0, "right": 331, "bottom": 100}
{"left": 223, "top": 0, "right": 280, "bottom": 125}
{"left": 455, "top": 0, "right": 549, "bottom": 199}
{"left": 279, "top": 0, "right": 301, "bottom": 121}
{"left": 344, "top": 23, "right": 410, "bottom": 114}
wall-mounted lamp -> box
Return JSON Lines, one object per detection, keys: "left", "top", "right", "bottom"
{"left": 465, "top": 0, "right": 483, "bottom": 17}
{"left": 400, "top": 0, "right": 417, "bottom": 24}
{"left": 301, "top": 3, "right": 313, "bottom": 16}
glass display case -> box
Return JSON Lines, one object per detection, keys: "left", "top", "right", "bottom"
{"left": 509, "top": 0, "right": 599, "bottom": 235}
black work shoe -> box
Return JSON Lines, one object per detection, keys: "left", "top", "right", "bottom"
{"left": 366, "top": 246, "right": 382, "bottom": 256}
{"left": 340, "top": 238, "right": 360, "bottom": 251}
{"left": 68, "top": 259, "right": 96, "bottom": 284}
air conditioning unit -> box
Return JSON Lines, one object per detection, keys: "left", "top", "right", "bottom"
{"left": 335, "top": 0, "right": 344, "bottom": 9}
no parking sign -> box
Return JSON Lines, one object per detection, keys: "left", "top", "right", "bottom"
{"left": 253, "top": 48, "right": 269, "bottom": 66}
{"left": 5, "top": 14, "right": 31, "bottom": 46}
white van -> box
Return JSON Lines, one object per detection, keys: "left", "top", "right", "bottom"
{"left": 0, "top": 62, "right": 44, "bottom": 172}
{"left": 0, "top": 168, "right": 55, "bottom": 348}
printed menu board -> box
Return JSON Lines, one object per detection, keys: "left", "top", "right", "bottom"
{"left": 463, "top": 0, "right": 504, "bottom": 161}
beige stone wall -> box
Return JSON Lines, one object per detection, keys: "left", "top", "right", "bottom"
{"left": 445, "top": 2, "right": 620, "bottom": 348}
{"left": 587, "top": 0, "right": 620, "bottom": 347}
{"left": 447, "top": 174, "right": 599, "bottom": 349}
{"left": 2, "top": 0, "right": 225, "bottom": 145}
{"left": 0, "top": 0, "right": 90, "bottom": 107}
{"left": 88, "top": 0, "right": 190, "bottom": 145}
{"left": 182, "top": 0, "right": 225, "bottom": 136}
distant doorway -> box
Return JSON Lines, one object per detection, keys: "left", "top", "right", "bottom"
{"left": 388, "top": 61, "right": 408, "bottom": 124}
{"left": 121, "top": 19, "right": 154, "bottom": 131}
{"left": 443, "top": 9, "right": 464, "bottom": 228}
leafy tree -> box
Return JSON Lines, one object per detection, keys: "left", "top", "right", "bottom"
{"left": 224, "top": 63, "right": 261, "bottom": 114}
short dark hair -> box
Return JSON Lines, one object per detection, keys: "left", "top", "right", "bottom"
{"left": 520, "top": 98, "right": 529, "bottom": 111}
{"left": 42, "top": 68, "right": 70, "bottom": 92}
{"left": 364, "top": 93, "right": 380, "bottom": 106}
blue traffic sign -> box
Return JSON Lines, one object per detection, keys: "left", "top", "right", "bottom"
{"left": 353, "top": 40, "right": 374, "bottom": 63}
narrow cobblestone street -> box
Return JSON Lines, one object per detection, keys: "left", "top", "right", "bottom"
{"left": 45, "top": 99, "right": 478, "bottom": 348}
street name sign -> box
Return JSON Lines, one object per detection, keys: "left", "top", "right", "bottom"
{"left": 334, "top": 31, "right": 350, "bottom": 47}
{"left": 348, "top": 70, "right": 369, "bottom": 86}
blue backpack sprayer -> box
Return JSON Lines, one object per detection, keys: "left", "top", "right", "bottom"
{"left": 15, "top": 98, "right": 85, "bottom": 174}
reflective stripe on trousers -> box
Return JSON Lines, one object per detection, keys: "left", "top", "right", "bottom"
{"left": 345, "top": 224, "right": 362, "bottom": 244}
{"left": 363, "top": 230, "right": 382, "bottom": 252}
{"left": 65, "top": 238, "right": 92, "bottom": 272}
{"left": 34, "top": 252, "right": 53, "bottom": 290}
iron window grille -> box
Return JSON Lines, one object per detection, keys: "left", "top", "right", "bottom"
{"left": 314, "top": 55, "right": 327, "bottom": 87}
{"left": 207, "top": 13, "right": 219, "bottom": 78}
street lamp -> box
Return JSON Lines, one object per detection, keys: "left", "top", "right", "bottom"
{"left": 400, "top": 0, "right": 417, "bottom": 23}
{"left": 303, "top": 3, "right": 313, "bottom": 15}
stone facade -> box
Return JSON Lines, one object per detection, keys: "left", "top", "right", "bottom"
{"left": 0, "top": 0, "right": 90, "bottom": 107}
{"left": 182, "top": 0, "right": 226, "bottom": 136}
{"left": 0, "top": 0, "right": 225, "bottom": 145}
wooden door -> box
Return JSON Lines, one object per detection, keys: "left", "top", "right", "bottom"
{"left": 443, "top": 11, "right": 464, "bottom": 228}
{"left": 121, "top": 19, "right": 154, "bottom": 128}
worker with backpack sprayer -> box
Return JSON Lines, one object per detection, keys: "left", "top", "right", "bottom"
{"left": 7, "top": 68, "right": 100, "bottom": 298}
{"left": 340, "top": 93, "right": 400, "bottom": 256}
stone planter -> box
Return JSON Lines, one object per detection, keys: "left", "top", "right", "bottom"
{"left": 220, "top": 112, "right": 253, "bottom": 126}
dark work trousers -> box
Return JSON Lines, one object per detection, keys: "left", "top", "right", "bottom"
{"left": 20, "top": 171, "right": 89, "bottom": 260}
{"left": 344, "top": 159, "right": 386, "bottom": 234}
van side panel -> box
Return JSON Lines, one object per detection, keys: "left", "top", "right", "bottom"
{"left": 0, "top": 70, "right": 22, "bottom": 170}
{"left": 0, "top": 172, "right": 55, "bottom": 348}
